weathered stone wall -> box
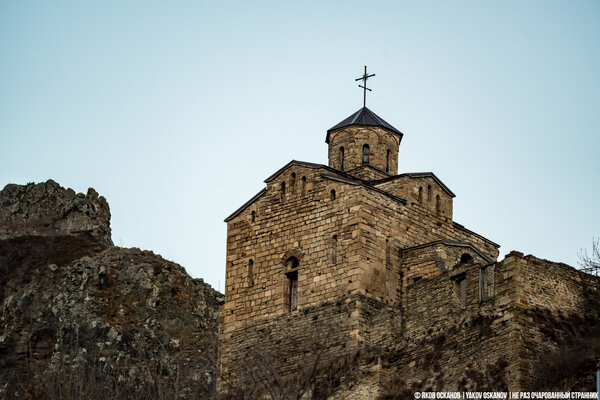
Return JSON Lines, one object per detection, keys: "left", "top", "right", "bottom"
{"left": 374, "top": 175, "right": 453, "bottom": 218}
{"left": 222, "top": 164, "right": 366, "bottom": 334}
{"left": 370, "top": 251, "right": 600, "bottom": 392}
{"left": 345, "top": 165, "right": 390, "bottom": 180}
{"left": 399, "top": 241, "right": 492, "bottom": 306}
{"left": 219, "top": 108, "right": 598, "bottom": 396}
{"left": 389, "top": 255, "right": 521, "bottom": 391}
{"left": 0, "top": 180, "right": 112, "bottom": 245}
{"left": 220, "top": 152, "right": 500, "bottom": 388}
{"left": 217, "top": 294, "right": 360, "bottom": 393}
{"left": 496, "top": 252, "right": 600, "bottom": 389}
{"left": 327, "top": 126, "right": 400, "bottom": 175}
{"left": 352, "top": 181, "right": 498, "bottom": 309}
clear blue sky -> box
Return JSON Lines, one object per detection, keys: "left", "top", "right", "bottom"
{"left": 1, "top": 1, "right": 599, "bottom": 291}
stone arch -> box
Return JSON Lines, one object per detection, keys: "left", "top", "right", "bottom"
{"left": 281, "top": 250, "right": 303, "bottom": 268}
{"left": 460, "top": 253, "right": 473, "bottom": 264}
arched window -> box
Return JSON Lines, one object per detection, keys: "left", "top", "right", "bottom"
{"left": 291, "top": 172, "right": 296, "bottom": 192}
{"left": 460, "top": 253, "right": 473, "bottom": 264}
{"left": 330, "top": 189, "right": 336, "bottom": 200}
{"left": 251, "top": 210, "right": 256, "bottom": 223}
{"left": 362, "top": 144, "right": 370, "bottom": 164}
{"left": 301, "top": 176, "right": 306, "bottom": 193}
{"left": 340, "top": 147, "right": 345, "bottom": 171}
{"left": 418, "top": 187, "right": 423, "bottom": 203}
{"left": 280, "top": 182, "right": 286, "bottom": 202}
{"left": 286, "top": 257, "right": 299, "bottom": 269}
{"left": 427, "top": 185, "right": 432, "bottom": 202}
{"left": 386, "top": 149, "right": 391, "bottom": 173}
{"left": 436, "top": 194, "right": 441, "bottom": 214}
{"left": 248, "top": 259, "right": 254, "bottom": 287}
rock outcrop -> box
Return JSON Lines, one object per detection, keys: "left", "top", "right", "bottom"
{"left": 0, "top": 180, "right": 222, "bottom": 399}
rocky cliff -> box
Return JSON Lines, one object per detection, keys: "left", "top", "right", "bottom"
{"left": 0, "top": 180, "right": 222, "bottom": 399}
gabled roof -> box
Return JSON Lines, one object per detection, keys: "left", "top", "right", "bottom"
{"left": 224, "top": 160, "right": 409, "bottom": 222}
{"left": 326, "top": 107, "right": 403, "bottom": 143}
{"left": 226, "top": 160, "right": 353, "bottom": 222}
{"left": 369, "top": 172, "right": 456, "bottom": 198}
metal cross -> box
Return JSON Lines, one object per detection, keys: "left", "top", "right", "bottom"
{"left": 355, "top": 65, "right": 375, "bottom": 107}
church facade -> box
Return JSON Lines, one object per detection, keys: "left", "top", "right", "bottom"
{"left": 217, "top": 105, "right": 600, "bottom": 394}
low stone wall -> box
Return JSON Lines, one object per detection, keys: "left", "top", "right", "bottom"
{"left": 217, "top": 293, "right": 361, "bottom": 394}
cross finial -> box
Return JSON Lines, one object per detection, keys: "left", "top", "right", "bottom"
{"left": 355, "top": 65, "right": 375, "bottom": 107}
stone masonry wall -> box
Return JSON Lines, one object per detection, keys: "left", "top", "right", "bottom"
{"left": 219, "top": 160, "right": 500, "bottom": 389}
{"left": 374, "top": 175, "right": 453, "bottom": 219}
{"left": 399, "top": 242, "right": 492, "bottom": 306}
{"left": 372, "top": 251, "right": 600, "bottom": 392}
{"left": 497, "top": 252, "right": 600, "bottom": 389}
{"left": 392, "top": 256, "right": 521, "bottom": 391}
{"left": 217, "top": 294, "right": 360, "bottom": 393}
{"left": 353, "top": 182, "right": 498, "bottom": 309}
{"left": 328, "top": 126, "right": 400, "bottom": 175}
{"left": 222, "top": 165, "right": 365, "bottom": 333}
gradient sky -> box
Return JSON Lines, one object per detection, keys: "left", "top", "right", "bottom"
{"left": 1, "top": 1, "right": 599, "bottom": 292}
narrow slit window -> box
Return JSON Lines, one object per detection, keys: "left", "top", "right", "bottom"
{"left": 386, "top": 149, "right": 391, "bottom": 173}
{"left": 427, "top": 185, "right": 432, "bottom": 202}
{"left": 286, "top": 269, "right": 298, "bottom": 312}
{"left": 340, "top": 147, "right": 345, "bottom": 171}
{"left": 248, "top": 259, "right": 254, "bottom": 287}
{"left": 453, "top": 273, "right": 467, "bottom": 309}
{"left": 280, "top": 182, "right": 286, "bottom": 202}
{"left": 385, "top": 238, "right": 390, "bottom": 267}
{"left": 301, "top": 176, "right": 306, "bottom": 193}
{"left": 459, "top": 278, "right": 467, "bottom": 309}
{"left": 330, "top": 189, "right": 336, "bottom": 200}
{"left": 362, "top": 144, "right": 370, "bottom": 164}
{"left": 332, "top": 235, "right": 338, "bottom": 264}
{"left": 251, "top": 210, "right": 256, "bottom": 223}
{"left": 291, "top": 172, "right": 296, "bottom": 192}
{"left": 418, "top": 187, "right": 423, "bottom": 203}
{"left": 436, "top": 194, "right": 441, "bottom": 214}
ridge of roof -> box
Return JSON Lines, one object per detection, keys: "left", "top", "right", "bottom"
{"left": 224, "top": 188, "right": 267, "bottom": 222}
{"left": 320, "top": 172, "right": 407, "bottom": 205}
{"left": 264, "top": 160, "right": 364, "bottom": 183}
{"left": 345, "top": 163, "right": 391, "bottom": 178}
{"left": 452, "top": 222, "right": 500, "bottom": 248}
{"left": 225, "top": 161, "right": 411, "bottom": 222}
{"left": 326, "top": 107, "right": 403, "bottom": 143}
{"left": 369, "top": 172, "right": 456, "bottom": 198}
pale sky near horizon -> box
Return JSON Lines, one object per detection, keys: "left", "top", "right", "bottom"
{"left": 1, "top": 1, "right": 599, "bottom": 292}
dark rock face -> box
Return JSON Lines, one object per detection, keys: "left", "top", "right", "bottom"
{"left": 0, "top": 181, "right": 222, "bottom": 399}
{"left": 0, "top": 180, "right": 112, "bottom": 245}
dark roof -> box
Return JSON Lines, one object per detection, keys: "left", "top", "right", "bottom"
{"left": 326, "top": 107, "right": 403, "bottom": 143}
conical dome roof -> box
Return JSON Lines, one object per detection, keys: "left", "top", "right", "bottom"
{"left": 326, "top": 107, "right": 403, "bottom": 143}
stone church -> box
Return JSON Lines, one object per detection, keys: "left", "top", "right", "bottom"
{"left": 217, "top": 83, "right": 600, "bottom": 394}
